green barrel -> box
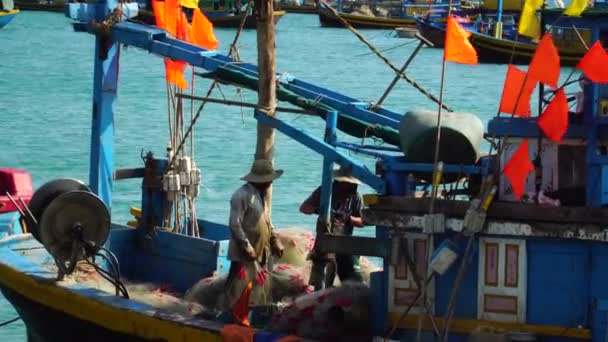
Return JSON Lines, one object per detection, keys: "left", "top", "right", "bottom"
{"left": 399, "top": 110, "right": 484, "bottom": 177}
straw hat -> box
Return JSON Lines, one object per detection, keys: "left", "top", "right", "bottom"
{"left": 333, "top": 166, "right": 361, "bottom": 185}
{"left": 241, "top": 159, "right": 284, "bottom": 183}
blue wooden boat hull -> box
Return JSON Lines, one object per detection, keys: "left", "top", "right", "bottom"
{"left": 0, "top": 229, "right": 232, "bottom": 342}
{"left": 0, "top": 9, "right": 19, "bottom": 28}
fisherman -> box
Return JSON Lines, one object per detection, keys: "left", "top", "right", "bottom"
{"left": 301, "top": 166, "right": 364, "bottom": 290}
{"left": 224, "top": 159, "right": 284, "bottom": 324}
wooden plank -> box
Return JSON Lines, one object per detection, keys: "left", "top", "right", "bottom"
{"left": 315, "top": 234, "right": 392, "bottom": 258}
{"left": 366, "top": 197, "right": 608, "bottom": 225}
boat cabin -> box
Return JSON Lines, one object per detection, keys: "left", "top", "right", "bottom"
{"left": 355, "top": 8, "right": 608, "bottom": 342}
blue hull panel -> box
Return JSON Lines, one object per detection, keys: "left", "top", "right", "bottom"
{"left": 0, "top": 11, "right": 18, "bottom": 28}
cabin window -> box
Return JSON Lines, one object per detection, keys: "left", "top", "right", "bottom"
{"left": 388, "top": 233, "right": 434, "bottom": 314}
{"left": 478, "top": 238, "right": 527, "bottom": 323}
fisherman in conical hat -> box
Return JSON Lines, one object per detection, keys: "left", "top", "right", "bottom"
{"left": 224, "top": 159, "right": 284, "bottom": 324}
{"left": 300, "top": 166, "right": 365, "bottom": 290}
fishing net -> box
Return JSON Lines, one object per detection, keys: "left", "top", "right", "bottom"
{"left": 184, "top": 263, "right": 313, "bottom": 310}
{"left": 184, "top": 273, "right": 228, "bottom": 310}
{"left": 267, "top": 281, "right": 372, "bottom": 341}
{"left": 273, "top": 227, "right": 315, "bottom": 267}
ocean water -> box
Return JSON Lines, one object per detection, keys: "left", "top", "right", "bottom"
{"left": 0, "top": 10, "right": 576, "bottom": 340}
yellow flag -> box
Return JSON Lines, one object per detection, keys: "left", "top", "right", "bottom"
{"left": 564, "top": 0, "right": 588, "bottom": 16}
{"left": 518, "top": 0, "right": 543, "bottom": 40}
{"left": 180, "top": 0, "right": 199, "bottom": 9}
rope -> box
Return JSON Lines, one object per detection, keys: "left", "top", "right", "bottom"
{"left": 320, "top": 3, "right": 454, "bottom": 113}
{"left": 0, "top": 317, "right": 21, "bottom": 328}
{"left": 168, "top": 4, "right": 252, "bottom": 169}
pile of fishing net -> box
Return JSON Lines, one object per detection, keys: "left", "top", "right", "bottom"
{"left": 273, "top": 227, "right": 382, "bottom": 285}
{"left": 184, "top": 263, "right": 314, "bottom": 309}
{"left": 184, "top": 227, "right": 381, "bottom": 309}
{"left": 267, "top": 281, "right": 372, "bottom": 341}
{"left": 57, "top": 262, "right": 205, "bottom": 317}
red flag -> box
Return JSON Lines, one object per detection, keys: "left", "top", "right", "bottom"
{"left": 499, "top": 65, "right": 537, "bottom": 117}
{"left": 503, "top": 139, "right": 535, "bottom": 201}
{"left": 528, "top": 34, "right": 560, "bottom": 88}
{"left": 192, "top": 8, "right": 220, "bottom": 50}
{"left": 538, "top": 89, "right": 569, "bottom": 142}
{"left": 231, "top": 281, "right": 253, "bottom": 326}
{"left": 577, "top": 41, "right": 608, "bottom": 83}
{"left": 444, "top": 16, "right": 478, "bottom": 65}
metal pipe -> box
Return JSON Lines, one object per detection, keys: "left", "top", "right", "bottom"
{"left": 376, "top": 38, "right": 426, "bottom": 107}
{"left": 5, "top": 192, "right": 26, "bottom": 218}
{"left": 310, "top": 110, "right": 338, "bottom": 291}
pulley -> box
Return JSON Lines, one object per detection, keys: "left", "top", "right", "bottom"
{"left": 39, "top": 190, "right": 110, "bottom": 276}
{"left": 25, "top": 178, "right": 90, "bottom": 242}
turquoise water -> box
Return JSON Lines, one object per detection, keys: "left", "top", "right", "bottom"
{"left": 0, "top": 10, "right": 563, "bottom": 340}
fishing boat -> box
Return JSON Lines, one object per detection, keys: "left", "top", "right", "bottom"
{"left": 204, "top": 10, "right": 286, "bottom": 28}
{"left": 417, "top": 13, "right": 593, "bottom": 65}
{"left": 394, "top": 26, "right": 418, "bottom": 38}
{"left": 276, "top": 0, "right": 317, "bottom": 13}
{"left": 4, "top": 0, "right": 608, "bottom": 340}
{"left": 12, "top": 0, "right": 64, "bottom": 12}
{"left": 0, "top": 0, "right": 19, "bottom": 28}
{"left": 317, "top": 0, "right": 457, "bottom": 29}
{"left": 136, "top": 8, "right": 285, "bottom": 28}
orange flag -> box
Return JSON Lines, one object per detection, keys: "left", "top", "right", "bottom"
{"left": 538, "top": 89, "right": 569, "bottom": 142}
{"left": 577, "top": 41, "right": 608, "bottom": 83}
{"left": 177, "top": 10, "right": 192, "bottom": 42}
{"left": 528, "top": 34, "right": 560, "bottom": 88}
{"left": 444, "top": 15, "right": 478, "bottom": 65}
{"left": 220, "top": 324, "right": 256, "bottom": 342}
{"left": 192, "top": 8, "right": 219, "bottom": 50}
{"left": 152, "top": 0, "right": 165, "bottom": 29}
{"left": 503, "top": 139, "right": 535, "bottom": 201}
{"left": 231, "top": 282, "right": 253, "bottom": 326}
{"left": 499, "top": 65, "right": 537, "bottom": 117}
{"left": 165, "top": 59, "right": 188, "bottom": 89}
{"left": 164, "top": 0, "right": 179, "bottom": 36}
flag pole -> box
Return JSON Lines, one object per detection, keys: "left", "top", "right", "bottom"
{"left": 418, "top": 3, "right": 454, "bottom": 341}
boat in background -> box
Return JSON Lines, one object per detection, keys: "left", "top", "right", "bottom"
{"left": 0, "top": 0, "right": 19, "bottom": 28}
{"left": 317, "top": 0, "right": 459, "bottom": 29}
{"left": 417, "top": 11, "right": 593, "bottom": 65}
{"left": 276, "top": 0, "right": 317, "bottom": 13}
{"left": 203, "top": 10, "right": 286, "bottom": 28}
{"left": 12, "top": 0, "right": 64, "bottom": 12}
{"left": 394, "top": 26, "right": 418, "bottom": 38}
{"left": 137, "top": 0, "right": 285, "bottom": 28}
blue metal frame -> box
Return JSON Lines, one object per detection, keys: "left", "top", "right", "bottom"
{"left": 87, "top": 0, "right": 122, "bottom": 210}
{"left": 254, "top": 111, "right": 386, "bottom": 193}
{"left": 319, "top": 111, "right": 338, "bottom": 221}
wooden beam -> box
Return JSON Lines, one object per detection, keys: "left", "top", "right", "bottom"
{"left": 314, "top": 234, "right": 392, "bottom": 258}
{"left": 365, "top": 197, "right": 608, "bottom": 225}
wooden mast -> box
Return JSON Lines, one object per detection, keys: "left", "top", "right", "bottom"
{"left": 254, "top": 0, "right": 277, "bottom": 207}
{"left": 254, "top": 0, "right": 276, "bottom": 161}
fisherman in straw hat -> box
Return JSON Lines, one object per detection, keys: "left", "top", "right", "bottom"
{"left": 300, "top": 166, "right": 365, "bottom": 290}
{"left": 223, "top": 159, "right": 284, "bottom": 323}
